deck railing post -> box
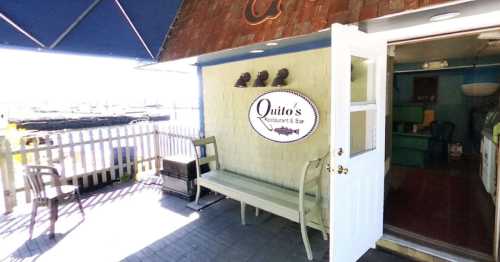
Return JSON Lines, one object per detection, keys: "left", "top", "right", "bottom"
{"left": 0, "top": 137, "right": 17, "bottom": 212}
{"left": 18, "top": 137, "right": 31, "bottom": 203}
{"left": 153, "top": 123, "right": 161, "bottom": 176}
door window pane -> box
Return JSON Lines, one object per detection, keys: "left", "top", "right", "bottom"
{"left": 350, "top": 110, "right": 376, "bottom": 157}
{"left": 351, "top": 56, "right": 375, "bottom": 103}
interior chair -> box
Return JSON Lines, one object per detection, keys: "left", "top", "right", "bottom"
{"left": 442, "top": 121, "right": 455, "bottom": 143}
{"left": 24, "top": 165, "right": 85, "bottom": 239}
{"left": 429, "top": 121, "right": 455, "bottom": 162}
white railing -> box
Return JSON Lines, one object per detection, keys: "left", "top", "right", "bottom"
{"left": 0, "top": 121, "right": 200, "bottom": 211}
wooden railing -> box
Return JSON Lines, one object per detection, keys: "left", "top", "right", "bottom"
{"left": 0, "top": 121, "right": 200, "bottom": 212}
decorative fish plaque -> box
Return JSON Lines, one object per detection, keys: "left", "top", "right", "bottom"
{"left": 244, "top": 0, "right": 282, "bottom": 25}
{"left": 248, "top": 90, "right": 319, "bottom": 143}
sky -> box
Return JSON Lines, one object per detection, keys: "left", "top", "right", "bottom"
{"left": 0, "top": 47, "right": 199, "bottom": 111}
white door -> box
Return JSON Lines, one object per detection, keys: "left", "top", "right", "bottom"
{"left": 330, "top": 23, "right": 387, "bottom": 262}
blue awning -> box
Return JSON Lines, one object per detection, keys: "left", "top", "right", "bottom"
{"left": 0, "top": 0, "right": 182, "bottom": 61}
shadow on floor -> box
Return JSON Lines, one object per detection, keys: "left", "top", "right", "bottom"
{"left": 4, "top": 234, "right": 62, "bottom": 262}
{"left": 1, "top": 180, "right": 410, "bottom": 262}
{"left": 123, "top": 196, "right": 329, "bottom": 262}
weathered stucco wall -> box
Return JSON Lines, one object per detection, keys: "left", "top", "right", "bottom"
{"left": 202, "top": 48, "right": 331, "bottom": 201}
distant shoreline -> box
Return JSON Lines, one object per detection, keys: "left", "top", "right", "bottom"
{"left": 11, "top": 115, "right": 170, "bottom": 131}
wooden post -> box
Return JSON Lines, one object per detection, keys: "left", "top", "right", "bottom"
{"left": 68, "top": 132, "right": 78, "bottom": 186}
{"left": 19, "top": 137, "right": 31, "bottom": 202}
{"left": 98, "top": 128, "right": 107, "bottom": 183}
{"left": 56, "top": 134, "right": 66, "bottom": 184}
{"left": 154, "top": 123, "right": 161, "bottom": 176}
{"left": 0, "top": 137, "right": 16, "bottom": 212}
{"left": 79, "top": 131, "right": 89, "bottom": 187}
{"left": 131, "top": 125, "right": 139, "bottom": 180}
{"left": 107, "top": 127, "right": 116, "bottom": 181}
{"left": 124, "top": 127, "right": 132, "bottom": 177}
{"left": 146, "top": 124, "right": 153, "bottom": 171}
{"left": 116, "top": 127, "right": 124, "bottom": 180}
{"left": 138, "top": 125, "right": 146, "bottom": 172}
{"left": 89, "top": 129, "right": 98, "bottom": 186}
{"left": 173, "top": 103, "right": 177, "bottom": 121}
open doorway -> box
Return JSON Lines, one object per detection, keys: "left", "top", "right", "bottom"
{"left": 384, "top": 29, "right": 500, "bottom": 258}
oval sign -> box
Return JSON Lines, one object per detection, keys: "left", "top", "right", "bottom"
{"left": 248, "top": 90, "right": 319, "bottom": 143}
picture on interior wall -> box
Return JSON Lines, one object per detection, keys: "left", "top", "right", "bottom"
{"left": 248, "top": 90, "right": 319, "bottom": 143}
{"left": 413, "top": 76, "right": 438, "bottom": 103}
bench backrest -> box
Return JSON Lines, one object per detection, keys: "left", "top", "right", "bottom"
{"left": 299, "top": 152, "right": 329, "bottom": 214}
{"left": 192, "top": 136, "right": 220, "bottom": 178}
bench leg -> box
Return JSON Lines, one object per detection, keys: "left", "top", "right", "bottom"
{"left": 240, "top": 202, "right": 246, "bottom": 226}
{"left": 195, "top": 184, "right": 201, "bottom": 205}
{"left": 318, "top": 210, "right": 328, "bottom": 241}
{"left": 255, "top": 207, "right": 260, "bottom": 217}
{"left": 300, "top": 213, "right": 313, "bottom": 260}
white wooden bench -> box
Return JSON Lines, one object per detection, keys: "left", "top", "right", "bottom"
{"left": 192, "top": 136, "right": 328, "bottom": 260}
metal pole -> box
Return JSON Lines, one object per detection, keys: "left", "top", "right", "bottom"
{"left": 50, "top": 0, "right": 103, "bottom": 49}
{"left": 0, "top": 12, "right": 46, "bottom": 48}
{"left": 114, "top": 0, "right": 155, "bottom": 59}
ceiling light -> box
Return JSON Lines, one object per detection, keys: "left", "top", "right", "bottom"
{"left": 250, "top": 49, "right": 264, "bottom": 54}
{"left": 429, "top": 12, "right": 460, "bottom": 22}
{"left": 266, "top": 42, "right": 278, "bottom": 46}
{"left": 422, "top": 60, "right": 448, "bottom": 70}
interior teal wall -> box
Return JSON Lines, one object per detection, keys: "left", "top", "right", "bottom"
{"left": 394, "top": 56, "right": 500, "bottom": 153}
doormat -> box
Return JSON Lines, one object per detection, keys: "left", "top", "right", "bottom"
{"left": 186, "top": 194, "right": 225, "bottom": 211}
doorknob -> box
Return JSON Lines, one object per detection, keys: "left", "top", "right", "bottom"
{"left": 327, "top": 164, "right": 348, "bottom": 175}
{"left": 337, "top": 165, "right": 349, "bottom": 175}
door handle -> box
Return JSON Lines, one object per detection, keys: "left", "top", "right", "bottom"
{"left": 337, "top": 165, "right": 349, "bottom": 175}
{"left": 327, "top": 164, "right": 348, "bottom": 175}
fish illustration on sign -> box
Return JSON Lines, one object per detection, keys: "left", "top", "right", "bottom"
{"left": 273, "top": 126, "right": 299, "bottom": 136}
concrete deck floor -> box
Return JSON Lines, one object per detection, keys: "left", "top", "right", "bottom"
{"left": 0, "top": 180, "right": 409, "bottom": 262}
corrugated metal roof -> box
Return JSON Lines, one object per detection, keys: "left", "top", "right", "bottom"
{"left": 0, "top": 0, "right": 182, "bottom": 61}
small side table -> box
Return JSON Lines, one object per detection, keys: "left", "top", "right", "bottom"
{"left": 161, "top": 155, "right": 208, "bottom": 200}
